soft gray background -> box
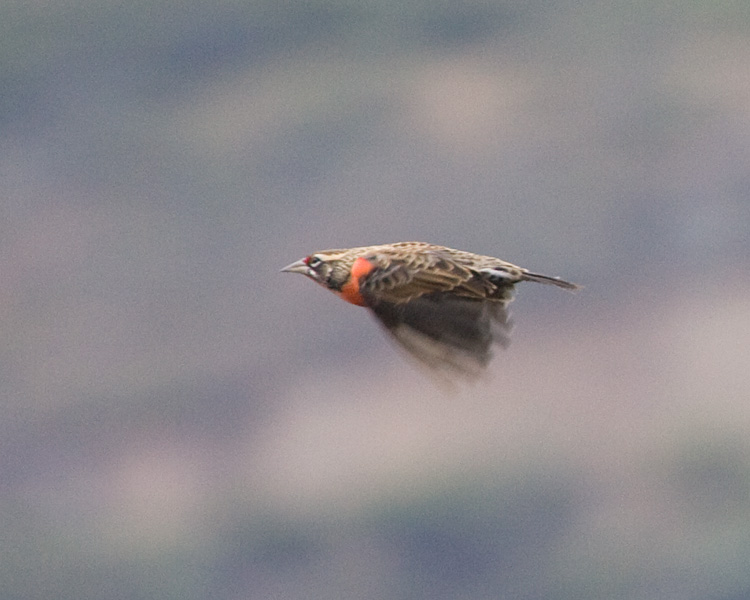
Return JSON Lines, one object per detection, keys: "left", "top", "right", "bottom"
{"left": 2, "top": 1, "right": 750, "bottom": 599}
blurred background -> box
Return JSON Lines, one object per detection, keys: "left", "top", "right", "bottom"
{"left": 2, "top": 1, "right": 750, "bottom": 598}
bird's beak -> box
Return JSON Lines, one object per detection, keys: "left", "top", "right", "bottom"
{"left": 280, "top": 258, "right": 309, "bottom": 275}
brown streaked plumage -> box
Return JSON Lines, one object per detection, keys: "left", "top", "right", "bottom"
{"left": 282, "top": 242, "right": 579, "bottom": 377}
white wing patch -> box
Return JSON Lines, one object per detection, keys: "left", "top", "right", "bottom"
{"left": 479, "top": 267, "right": 515, "bottom": 282}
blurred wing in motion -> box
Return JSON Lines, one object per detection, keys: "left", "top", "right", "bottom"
{"left": 369, "top": 292, "right": 512, "bottom": 377}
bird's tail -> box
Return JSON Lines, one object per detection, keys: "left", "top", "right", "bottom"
{"left": 521, "top": 270, "right": 580, "bottom": 291}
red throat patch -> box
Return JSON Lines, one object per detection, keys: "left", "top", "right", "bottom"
{"left": 338, "top": 256, "right": 375, "bottom": 306}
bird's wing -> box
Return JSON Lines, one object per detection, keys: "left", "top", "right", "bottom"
{"left": 356, "top": 249, "right": 516, "bottom": 376}
{"left": 357, "top": 249, "right": 491, "bottom": 304}
{"left": 370, "top": 292, "right": 512, "bottom": 377}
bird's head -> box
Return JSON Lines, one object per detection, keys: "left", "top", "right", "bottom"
{"left": 281, "top": 249, "right": 355, "bottom": 292}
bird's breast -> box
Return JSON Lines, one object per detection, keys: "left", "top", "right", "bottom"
{"left": 337, "top": 256, "right": 376, "bottom": 306}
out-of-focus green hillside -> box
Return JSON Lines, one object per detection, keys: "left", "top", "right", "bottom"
{"left": 2, "top": 1, "right": 750, "bottom": 599}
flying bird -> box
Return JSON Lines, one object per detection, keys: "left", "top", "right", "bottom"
{"left": 282, "top": 242, "right": 579, "bottom": 377}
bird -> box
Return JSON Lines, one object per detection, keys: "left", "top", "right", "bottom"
{"left": 282, "top": 242, "right": 579, "bottom": 377}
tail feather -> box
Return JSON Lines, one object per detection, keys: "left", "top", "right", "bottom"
{"left": 522, "top": 270, "right": 581, "bottom": 291}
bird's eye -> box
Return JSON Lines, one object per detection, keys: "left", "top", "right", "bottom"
{"left": 307, "top": 256, "right": 322, "bottom": 268}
